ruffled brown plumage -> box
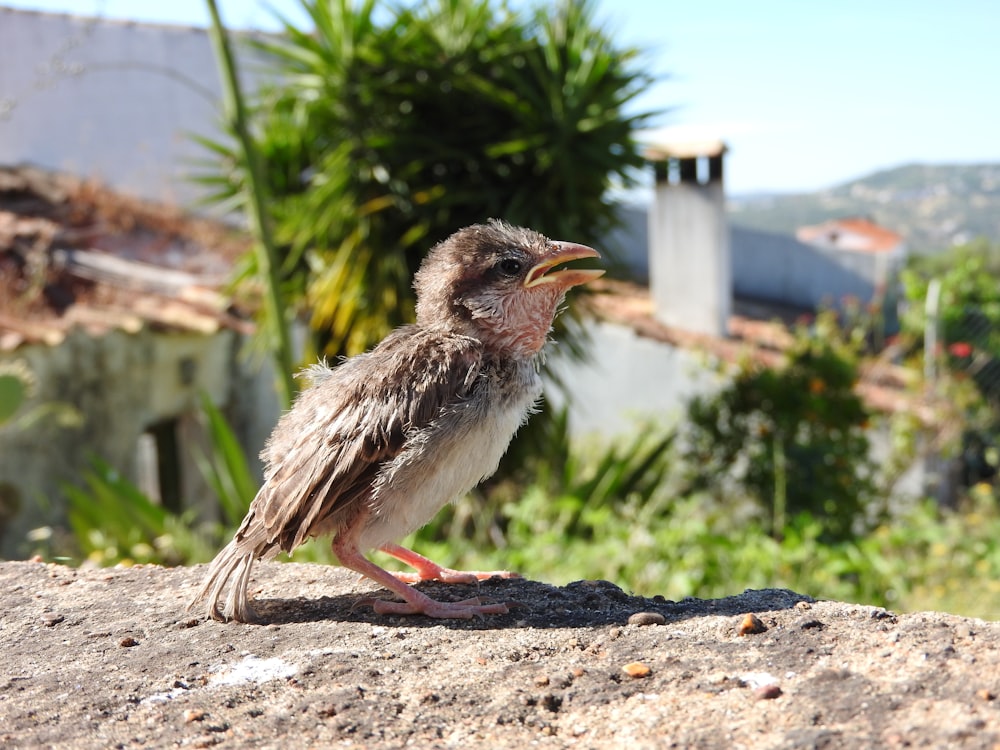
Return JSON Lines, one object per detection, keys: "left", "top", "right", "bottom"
{"left": 190, "top": 220, "right": 603, "bottom": 621}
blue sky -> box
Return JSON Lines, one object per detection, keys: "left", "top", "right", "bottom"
{"left": 5, "top": 0, "right": 999, "bottom": 194}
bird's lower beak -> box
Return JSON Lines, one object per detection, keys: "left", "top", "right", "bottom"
{"left": 524, "top": 241, "right": 605, "bottom": 289}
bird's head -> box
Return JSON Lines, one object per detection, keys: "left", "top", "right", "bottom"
{"left": 414, "top": 220, "right": 604, "bottom": 358}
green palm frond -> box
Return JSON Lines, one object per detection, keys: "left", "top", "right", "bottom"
{"left": 195, "top": 0, "right": 662, "bottom": 359}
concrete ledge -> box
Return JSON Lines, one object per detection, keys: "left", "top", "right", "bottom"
{"left": 2, "top": 561, "right": 999, "bottom": 747}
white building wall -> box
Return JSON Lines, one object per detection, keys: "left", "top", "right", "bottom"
{"left": 0, "top": 7, "right": 267, "bottom": 207}
{"left": 545, "top": 321, "right": 727, "bottom": 440}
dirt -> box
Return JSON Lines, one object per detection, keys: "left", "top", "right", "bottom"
{"left": 2, "top": 560, "right": 999, "bottom": 749}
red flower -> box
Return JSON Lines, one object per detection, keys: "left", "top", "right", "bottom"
{"left": 948, "top": 342, "right": 973, "bottom": 358}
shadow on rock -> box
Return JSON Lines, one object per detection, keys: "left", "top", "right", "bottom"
{"left": 248, "top": 577, "right": 814, "bottom": 630}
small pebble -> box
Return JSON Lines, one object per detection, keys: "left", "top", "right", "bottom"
{"left": 628, "top": 612, "right": 666, "bottom": 627}
{"left": 621, "top": 662, "right": 651, "bottom": 678}
{"left": 755, "top": 684, "right": 782, "bottom": 700}
{"left": 316, "top": 703, "right": 338, "bottom": 718}
{"left": 977, "top": 689, "right": 995, "bottom": 702}
{"left": 741, "top": 671, "right": 779, "bottom": 689}
{"left": 119, "top": 636, "right": 139, "bottom": 648}
{"left": 183, "top": 709, "right": 207, "bottom": 723}
{"left": 738, "top": 613, "right": 767, "bottom": 636}
{"left": 795, "top": 601, "right": 812, "bottom": 611}
{"left": 955, "top": 624, "right": 975, "bottom": 639}
{"left": 41, "top": 613, "right": 64, "bottom": 627}
{"left": 534, "top": 674, "right": 550, "bottom": 687}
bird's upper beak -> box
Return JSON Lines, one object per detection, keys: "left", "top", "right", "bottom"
{"left": 523, "top": 241, "right": 605, "bottom": 289}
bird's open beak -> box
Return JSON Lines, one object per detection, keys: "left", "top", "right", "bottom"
{"left": 524, "top": 241, "right": 605, "bottom": 289}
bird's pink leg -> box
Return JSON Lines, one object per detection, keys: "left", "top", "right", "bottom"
{"left": 379, "top": 543, "right": 521, "bottom": 584}
{"left": 332, "top": 535, "right": 508, "bottom": 619}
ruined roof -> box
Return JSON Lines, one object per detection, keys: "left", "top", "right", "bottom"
{"left": 795, "top": 217, "right": 905, "bottom": 254}
{"left": 0, "top": 166, "right": 253, "bottom": 351}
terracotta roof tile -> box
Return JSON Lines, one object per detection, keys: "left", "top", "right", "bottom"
{"left": 796, "top": 217, "right": 904, "bottom": 253}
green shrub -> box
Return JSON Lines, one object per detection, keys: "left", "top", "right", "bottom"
{"left": 683, "top": 311, "right": 878, "bottom": 541}
{"left": 403, "top": 490, "right": 1000, "bottom": 620}
{"left": 57, "top": 396, "right": 256, "bottom": 567}
{"left": 64, "top": 457, "right": 217, "bottom": 566}
{"left": 197, "top": 0, "right": 656, "bottom": 358}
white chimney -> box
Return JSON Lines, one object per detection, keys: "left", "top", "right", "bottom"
{"left": 646, "top": 137, "right": 731, "bottom": 337}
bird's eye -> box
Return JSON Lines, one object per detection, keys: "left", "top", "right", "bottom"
{"left": 495, "top": 258, "right": 523, "bottom": 277}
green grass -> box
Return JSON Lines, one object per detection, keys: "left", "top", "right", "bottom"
{"left": 387, "top": 491, "right": 1000, "bottom": 620}
{"left": 47, "top": 401, "right": 1000, "bottom": 621}
{"left": 49, "top": 471, "right": 1000, "bottom": 620}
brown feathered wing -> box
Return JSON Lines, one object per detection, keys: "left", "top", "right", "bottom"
{"left": 190, "top": 326, "right": 483, "bottom": 620}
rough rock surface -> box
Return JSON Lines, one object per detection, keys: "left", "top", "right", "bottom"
{"left": 2, "top": 560, "right": 999, "bottom": 748}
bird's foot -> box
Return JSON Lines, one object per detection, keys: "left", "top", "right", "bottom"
{"left": 336, "top": 539, "right": 515, "bottom": 620}
{"left": 391, "top": 566, "right": 520, "bottom": 584}
{"left": 359, "top": 595, "right": 509, "bottom": 619}
{"left": 380, "top": 543, "right": 521, "bottom": 584}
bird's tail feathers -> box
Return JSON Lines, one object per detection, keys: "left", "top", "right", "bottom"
{"left": 188, "top": 539, "right": 261, "bottom": 623}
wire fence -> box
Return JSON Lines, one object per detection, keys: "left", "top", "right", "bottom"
{"left": 926, "top": 290, "right": 1000, "bottom": 494}
{"left": 944, "top": 307, "right": 1000, "bottom": 405}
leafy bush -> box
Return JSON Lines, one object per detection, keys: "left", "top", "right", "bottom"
{"left": 197, "top": 0, "right": 656, "bottom": 357}
{"left": 192, "top": 393, "right": 257, "bottom": 528}
{"left": 0, "top": 359, "right": 80, "bottom": 432}
{"left": 65, "top": 457, "right": 217, "bottom": 566}
{"left": 0, "top": 361, "right": 32, "bottom": 428}
{"left": 58, "top": 397, "right": 255, "bottom": 567}
{"left": 682, "top": 312, "right": 878, "bottom": 540}
{"left": 1, "top": 360, "right": 82, "bottom": 546}
{"left": 404, "top": 490, "right": 1000, "bottom": 620}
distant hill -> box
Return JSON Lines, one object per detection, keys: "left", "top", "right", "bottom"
{"left": 727, "top": 163, "right": 1000, "bottom": 255}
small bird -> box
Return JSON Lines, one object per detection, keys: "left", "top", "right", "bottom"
{"left": 190, "top": 220, "right": 603, "bottom": 621}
